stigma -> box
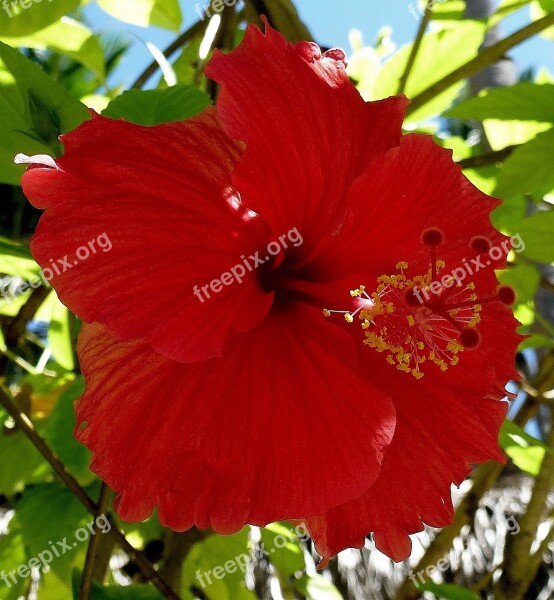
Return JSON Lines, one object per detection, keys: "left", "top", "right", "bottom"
{"left": 323, "top": 230, "right": 515, "bottom": 379}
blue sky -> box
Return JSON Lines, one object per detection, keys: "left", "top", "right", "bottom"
{"left": 83, "top": 0, "right": 554, "bottom": 88}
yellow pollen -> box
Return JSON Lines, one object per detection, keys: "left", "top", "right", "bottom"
{"left": 322, "top": 258, "right": 482, "bottom": 380}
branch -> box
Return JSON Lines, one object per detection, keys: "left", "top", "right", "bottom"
{"left": 159, "top": 530, "right": 206, "bottom": 592}
{"left": 540, "top": 276, "right": 554, "bottom": 294}
{"left": 245, "top": 0, "right": 278, "bottom": 29}
{"left": 393, "top": 388, "right": 544, "bottom": 600}
{"left": 525, "top": 509, "right": 554, "bottom": 588}
{"left": 80, "top": 483, "right": 112, "bottom": 598}
{"left": 132, "top": 19, "right": 206, "bottom": 89}
{"left": 3, "top": 285, "right": 50, "bottom": 348}
{"left": 0, "top": 384, "right": 181, "bottom": 600}
{"left": 407, "top": 11, "right": 554, "bottom": 116}
{"left": 493, "top": 424, "right": 554, "bottom": 600}
{"left": 397, "top": 2, "right": 434, "bottom": 95}
{"left": 205, "top": 4, "right": 239, "bottom": 101}
{"left": 456, "top": 145, "right": 518, "bottom": 169}
{"left": 394, "top": 459, "right": 505, "bottom": 600}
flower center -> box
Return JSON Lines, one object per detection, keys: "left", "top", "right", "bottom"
{"left": 324, "top": 229, "right": 514, "bottom": 379}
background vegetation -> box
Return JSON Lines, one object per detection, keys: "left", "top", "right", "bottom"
{"left": 0, "top": 0, "right": 553, "bottom": 598}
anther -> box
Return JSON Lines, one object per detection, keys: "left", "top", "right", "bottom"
{"left": 470, "top": 236, "right": 492, "bottom": 253}
{"left": 459, "top": 327, "right": 481, "bottom": 349}
{"left": 405, "top": 287, "right": 423, "bottom": 307}
{"left": 498, "top": 285, "right": 516, "bottom": 306}
{"left": 421, "top": 227, "right": 445, "bottom": 247}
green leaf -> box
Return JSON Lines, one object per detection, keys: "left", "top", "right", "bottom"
{"left": 182, "top": 529, "right": 255, "bottom": 600}
{"left": 446, "top": 83, "right": 554, "bottom": 122}
{"left": 499, "top": 420, "right": 550, "bottom": 475}
{"left": 437, "top": 136, "right": 501, "bottom": 194}
{"left": 531, "top": 1, "right": 554, "bottom": 40}
{"left": 71, "top": 572, "right": 164, "bottom": 599}
{"left": 96, "top": 0, "right": 182, "bottom": 32}
{"left": 0, "top": 248, "right": 39, "bottom": 280}
{"left": 17, "top": 483, "right": 92, "bottom": 580}
{"left": 490, "top": 0, "right": 534, "bottom": 26}
{"left": 164, "top": 39, "right": 203, "bottom": 87}
{"left": 498, "top": 264, "right": 541, "bottom": 304}
{"left": 0, "top": 409, "right": 49, "bottom": 495}
{"left": 294, "top": 574, "right": 343, "bottom": 600}
{"left": 0, "top": 18, "right": 106, "bottom": 79}
{"left": 494, "top": 128, "right": 554, "bottom": 199}
{"left": 43, "top": 378, "right": 94, "bottom": 485}
{"left": 0, "top": 0, "right": 80, "bottom": 37}
{"left": 0, "top": 41, "right": 89, "bottom": 185}
{"left": 260, "top": 522, "right": 305, "bottom": 578}
{"left": 102, "top": 85, "right": 211, "bottom": 126}
{"left": 429, "top": 0, "right": 466, "bottom": 21}
{"left": 0, "top": 235, "right": 32, "bottom": 260}
{"left": 0, "top": 519, "right": 27, "bottom": 600}
{"left": 516, "top": 210, "right": 554, "bottom": 262}
{"left": 417, "top": 583, "right": 479, "bottom": 600}
{"left": 36, "top": 292, "right": 75, "bottom": 370}
{"left": 484, "top": 119, "right": 550, "bottom": 151}
{"left": 519, "top": 334, "right": 554, "bottom": 350}
{"left": 372, "top": 21, "right": 487, "bottom": 123}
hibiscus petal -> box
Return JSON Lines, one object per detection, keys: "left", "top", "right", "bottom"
{"left": 306, "top": 299, "right": 519, "bottom": 563}
{"left": 309, "top": 133, "right": 503, "bottom": 282}
{"left": 205, "top": 24, "right": 407, "bottom": 241}
{"left": 76, "top": 303, "right": 395, "bottom": 532}
{"left": 306, "top": 373, "right": 508, "bottom": 563}
{"left": 23, "top": 108, "right": 273, "bottom": 362}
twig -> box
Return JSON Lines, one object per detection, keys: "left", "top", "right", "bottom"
{"left": 397, "top": 2, "right": 434, "bottom": 95}
{"left": 471, "top": 560, "right": 503, "bottom": 593}
{"left": 245, "top": 0, "right": 313, "bottom": 41}
{"left": 159, "top": 530, "right": 206, "bottom": 592}
{"left": 456, "top": 145, "right": 518, "bottom": 169}
{"left": 246, "top": 0, "right": 278, "bottom": 29}
{"left": 540, "top": 276, "right": 554, "bottom": 295}
{"left": 132, "top": 20, "right": 206, "bottom": 89}
{"left": 0, "top": 384, "right": 181, "bottom": 600}
{"left": 205, "top": 4, "right": 239, "bottom": 101}
{"left": 525, "top": 510, "right": 554, "bottom": 586}
{"left": 393, "top": 387, "right": 546, "bottom": 600}
{"left": 394, "top": 460, "right": 505, "bottom": 600}
{"left": 3, "top": 286, "right": 51, "bottom": 348}
{"left": 407, "top": 11, "right": 554, "bottom": 116}
{"left": 80, "top": 483, "right": 112, "bottom": 598}
{"left": 493, "top": 424, "right": 554, "bottom": 600}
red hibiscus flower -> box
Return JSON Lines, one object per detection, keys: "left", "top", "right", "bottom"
{"left": 19, "top": 23, "right": 520, "bottom": 562}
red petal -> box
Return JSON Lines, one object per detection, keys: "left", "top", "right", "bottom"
{"left": 76, "top": 303, "right": 395, "bottom": 532}
{"left": 306, "top": 372, "right": 508, "bottom": 562}
{"left": 206, "top": 24, "right": 407, "bottom": 239}
{"left": 309, "top": 134, "right": 503, "bottom": 282}
{"left": 306, "top": 289, "right": 520, "bottom": 563}
{"left": 24, "top": 108, "right": 273, "bottom": 362}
